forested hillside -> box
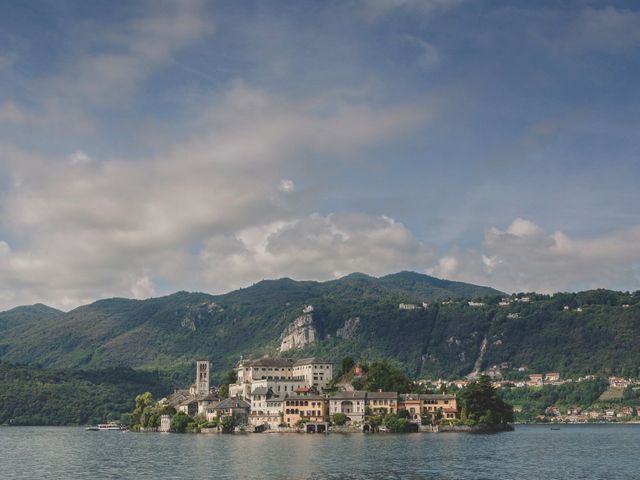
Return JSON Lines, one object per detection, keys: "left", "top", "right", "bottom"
{"left": 0, "top": 363, "right": 174, "bottom": 425}
{"left": 0, "top": 272, "right": 638, "bottom": 383}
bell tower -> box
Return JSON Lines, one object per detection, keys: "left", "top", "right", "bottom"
{"left": 196, "top": 359, "right": 210, "bottom": 395}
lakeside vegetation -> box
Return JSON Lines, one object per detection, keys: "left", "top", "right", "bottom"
{"left": 0, "top": 362, "right": 173, "bottom": 426}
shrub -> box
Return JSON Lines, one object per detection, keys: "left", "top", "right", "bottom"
{"left": 332, "top": 413, "right": 348, "bottom": 426}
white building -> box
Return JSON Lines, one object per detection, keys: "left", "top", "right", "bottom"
{"left": 229, "top": 356, "right": 333, "bottom": 401}
{"left": 329, "top": 391, "right": 367, "bottom": 424}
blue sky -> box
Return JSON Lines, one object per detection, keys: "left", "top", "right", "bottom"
{"left": 0, "top": 0, "right": 639, "bottom": 309}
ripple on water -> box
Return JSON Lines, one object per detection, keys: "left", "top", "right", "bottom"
{"left": 0, "top": 425, "right": 638, "bottom": 480}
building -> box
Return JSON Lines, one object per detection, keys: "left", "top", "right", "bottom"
{"left": 528, "top": 374, "right": 544, "bottom": 386}
{"left": 229, "top": 356, "right": 333, "bottom": 400}
{"left": 195, "top": 359, "right": 211, "bottom": 395}
{"left": 283, "top": 394, "right": 329, "bottom": 427}
{"left": 211, "top": 398, "right": 251, "bottom": 425}
{"left": 367, "top": 391, "right": 398, "bottom": 415}
{"left": 159, "top": 414, "right": 171, "bottom": 432}
{"left": 398, "top": 394, "right": 459, "bottom": 421}
{"left": 249, "top": 387, "right": 284, "bottom": 429}
{"left": 329, "top": 391, "right": 367, "bottom": 424}
{"left": 545, "top": 372, "right": 560, "bottom": 382}
{"left": 399, "top": 303, "right": 419, "bottom": 310}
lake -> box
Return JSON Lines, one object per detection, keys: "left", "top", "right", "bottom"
{"left": 0, "top": 425, "right": 637, "bottom": 479}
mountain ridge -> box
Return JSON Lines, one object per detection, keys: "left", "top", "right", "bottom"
{"left": 0, "top": 273, "right": 638, "bottom": 382}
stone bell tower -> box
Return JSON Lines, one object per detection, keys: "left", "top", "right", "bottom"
{"left": 196, "top": 359, "right": 210, "bottom": 395}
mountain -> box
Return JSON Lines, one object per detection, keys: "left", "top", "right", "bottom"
{"left": 0, "top": 273, "right": 639, "bottom": 383}
{"left": 0, "top": 303, "right": 63, "bottom": 332}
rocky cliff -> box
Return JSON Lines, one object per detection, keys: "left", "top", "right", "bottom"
{"left": 279, "top": 311, "right": 317, "bottom": 352}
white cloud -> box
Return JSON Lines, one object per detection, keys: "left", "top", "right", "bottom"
{"left": 0, "top": 84, "right": 426, "bottom": 310}
{"left": 199, "top": 213, "right": 434, "bottom": 292}
{"left": 6, "top": 0, "right": 214, "bottom": 132}
{"left": 68, "top": 150, "right": 93, "bottom": 166}
{"left": 277, "top": 179, "right": 295, "bottom": 193}
{"left": 429, "top": 218, "right": 640, "bottom": 293}
{"left": 130, "top": 275, "right": 157, "bottom": 299}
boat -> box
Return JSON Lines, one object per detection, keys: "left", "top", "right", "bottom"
{"left": 85, "top": 422, "right": 125, "bottom": 431}
{"left": 550, "top": 427, "right": 561, "bottom": 430}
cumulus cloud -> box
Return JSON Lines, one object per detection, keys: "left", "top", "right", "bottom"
{"left": 277, "top": 179, "right": 295, "bottom": 193}
{"left": 429, "top": 218, "right": 640, "bottom": 293}
{"left": 199, "top": 213, "right": 434, "bottom": 292}
{"left": 0, "top": 83, "right": 427, "bottom": 310}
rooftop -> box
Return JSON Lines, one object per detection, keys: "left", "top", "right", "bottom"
{"left": 331, "top": 391, "right": 367, "bottom": 400}
{"left": 367, "top": 391, "right": 398, "bottom": 399}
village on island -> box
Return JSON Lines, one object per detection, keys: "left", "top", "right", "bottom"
{"left": 139, "top": 356, "right": 466, "bottom": 434}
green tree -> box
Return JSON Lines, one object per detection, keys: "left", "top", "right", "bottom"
{"left": 459, "top": 376, "right": 513, "bottom": 427}
{"left": 171, "top": 412, "right": 192, "bottom": 433}
{"left": 341, "top": 357, "right": 355, "bottom": 376}
{"left": 132, "top": 392, "right": 155, "bottom": 426}
{"left": 220, "top": 415, "right": 237, "bottom": 433}
{"left": 332, "top": 413, "right": 348, "bottom": 425}
{"left": 383, "top": 413, "right": 411, "bottom": 432}
{"left": 364, "top": 362, "right": 409, "bottom": 393}
{"left": 218, "top": 370, "right": 237, "bottom": 398}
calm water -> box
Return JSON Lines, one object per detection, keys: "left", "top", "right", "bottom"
{"left": 1, "top": 425, "right": 638, "bottom": 479}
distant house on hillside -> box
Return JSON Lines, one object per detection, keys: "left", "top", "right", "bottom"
{"left": 399, "top": 303, "right": 419, "bottom": 310}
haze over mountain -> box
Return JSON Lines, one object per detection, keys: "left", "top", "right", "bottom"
{"left": 1, "top": 272, "right": 638, "bottom": 383}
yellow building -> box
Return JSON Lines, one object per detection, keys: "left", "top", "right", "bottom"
{"left": 283, "top": 394, "right": 328, "bottom": 427}
{"left": 398, "top": 394, "right": 458, "bottom": 421}
{"left": 366, "top": 392, "right": 398, "bottom": 415}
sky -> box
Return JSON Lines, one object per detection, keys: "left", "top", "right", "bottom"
{"left": 0, "top": 0, "right": 639, "bottom": 310}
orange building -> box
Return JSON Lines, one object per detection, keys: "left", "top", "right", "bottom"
{"left": 283, "top": 394, "right": 329, "bottom": 427}
{"left": 398, "top": 394, "right": 458, "bottom": 421}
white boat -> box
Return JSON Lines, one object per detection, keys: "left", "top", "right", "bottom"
{"left": 85, "top": 422, "right": 125, "bottom": 431}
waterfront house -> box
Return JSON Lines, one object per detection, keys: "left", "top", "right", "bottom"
{"left": 211, "top": 397, "right": 251, "bottom": 425}
{"left": 367, "top": 391, "right": 398, "bottom": 415}
{"left": 329, "top": 391, "right": 367, "bottom": 424}
{"left": 249, "top": 387, "right": 284, "bottom": 429}
{"left": 399, "top": 394, "right": 459, "bottom": 421}
{"left": 283, "top": 394, "right": 329, "bottom": 427}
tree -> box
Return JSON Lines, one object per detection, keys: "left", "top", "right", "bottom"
{"left": 132, "top": 392, "right": 155, "bottom": 426}
{"left": 220, "top": 415, "right": 237, "bottom": 433}
{"left": 171, "top": 412, "right": 192, "bottom": 433}
{"left": 397, "top": 408, "right": 410, "bottom": 419}
{"left": 341, "top": 357, "right": 355, "bottom": 376}
{"left": 218, "top": 370, "right": 237, "bottom": 398}
{"left": 383, "top": 413, "right": 411, "bottom": 432}
{"left": 332, "top": 413, "right": 348, "bottom": 426}
{"left": 459, "top": 376, "right": 513, "bottom": 427}
{"left": 364, "top": 362, "right": 409, "bottom": 393}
